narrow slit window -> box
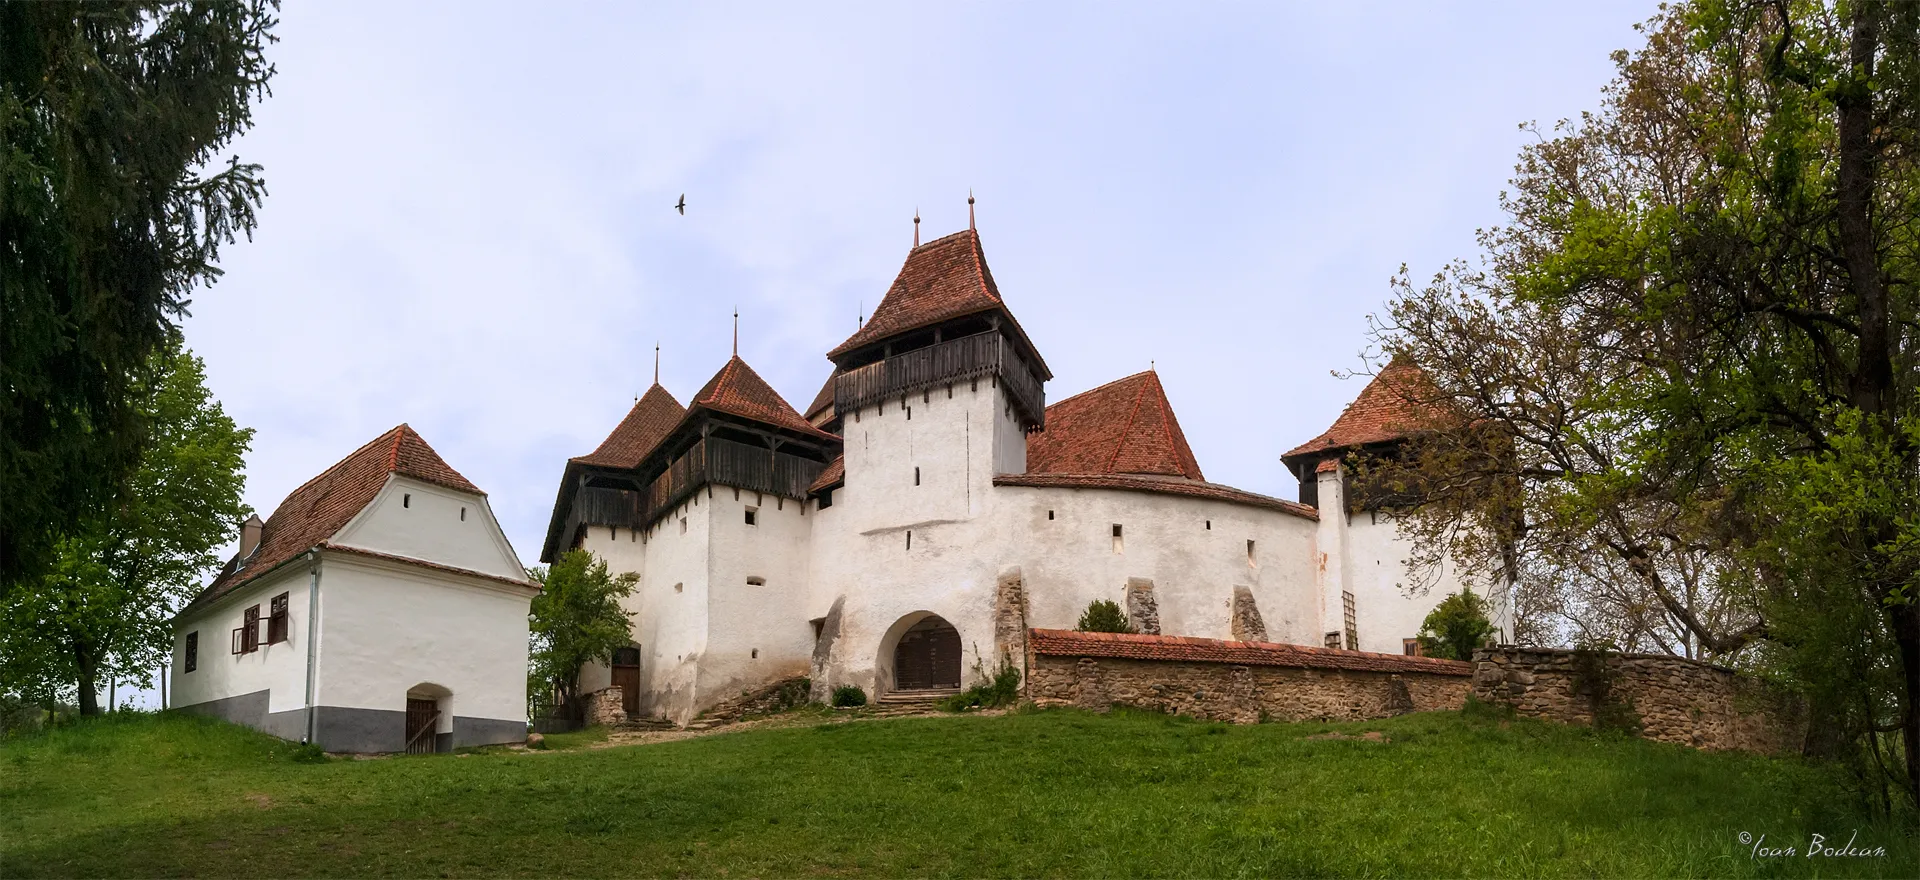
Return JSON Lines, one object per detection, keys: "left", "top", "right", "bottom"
{"left": 914, "top": 467, "right": 921, "bottom": 486}
{"left": 1047, "top": 510, "right": 1054, "bottom": 521}
{"left": 906, "top": 530, "right": 913, "bottom": 550}
{"left": 746, "top": 576, "right": 766, "bottom": 586}
{"left": 403, "top": 493, "right": 411, "bottom": 508}
{"left": 1246, "top": 539, "right": 1257, "bottom": 566}
{"left": 184, "top": 632, "right": 198, "bottom": 673}
{"left": 680, "top": 517, "right": 688, "bottom": 535}
{"left": 751, "top": 648, "right": 759, "bottom": 659}
{"left": 1205, "top": 519, "right": 1211, "bottom": 530}
{"left": 1111, "top": 523, "right": 1124, "bottom": 554}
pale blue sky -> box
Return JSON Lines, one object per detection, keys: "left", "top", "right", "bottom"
{"left": 158, "top": 2, "right": 1659, "bottom": 691}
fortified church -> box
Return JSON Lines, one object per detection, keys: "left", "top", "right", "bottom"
{"left": 542, "top": 214, "right": 1508, "bottom": 724}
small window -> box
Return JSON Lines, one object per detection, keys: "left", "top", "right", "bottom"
{"left": 680, "top": 517, "right": 688, "bottom": 535}
{"left": 914, "top": 467, "right": 921, "bottom": 486}
{"left": 674, "top": 582, "right": 684, "bottom": 593}
{"left": 267, "top": 593, "right": 290, "bottom": 644}
{"left": 184, "top": 632, "right": 198, "bottom": 673}
{"left": 751, "top": 648, "right": 759, "bottom": 659}
{"left": 1111, "top": 524, "right": 1123, "bottom": 554}
{"left": 1403, "top": 638, "right": 1423, "bottom": 657}
{"left": 1325, "top": 632, "right": 1343, "bottom": 650}
{"left": 819, "top": 490, "right": 833, "bottom": 509}
{"left": 403, "top": 493, "right": 411, "bottom": 508}
{"left": 1047, "top": 510, "right": 1054, "bottom": 521}
{"left": 460, "top": 506, "right": 466, "bottom": 521}
{"left": 746, "top": 576, "right": 766, "bottom": 586}
{"left": 906, "top": 530, "right": 913, "bottom": 550}
{"left": 1205, "top": 519, "right": 1211, "bottom": 530}
{"left": 744, "top": 507, "right": 758, "bottom": 526}
{"left": 1246, "top": 539, "right": 1257, "bottom": 566}
{"left": 906, "top": 406, "right": 912, "bottom": 420}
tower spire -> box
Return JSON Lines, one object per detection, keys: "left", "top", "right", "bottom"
{"left": 654, "top": 342, "right": 660, "bottom": 384}
{"left": 732, "top": 307, "right": 739, "bottom": 356}
{"left": 913, "top": 209, "right": 920, "bottom": 247}
{"left": 968, "top": 189, "right": 975, "bottom": 231}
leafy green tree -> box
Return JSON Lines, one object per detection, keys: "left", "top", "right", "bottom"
{"left": 527, "top": 551, "right": 638, "bottom": 721}
{"left": 1365, "top": 1, "right": 1919, "bottom": 802}
{"left": 1417, "top": 589, "right": 1496, "bottom": 662}
{"left": 1076, "top": 599, "right": 1135, "bottom": 634}
{"left": 0, "top": 1, "right": 277, "bottom": 596}
{"left": 0, "top": 341, "right": 252, "bottom": 715}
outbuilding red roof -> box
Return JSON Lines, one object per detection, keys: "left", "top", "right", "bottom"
{"left": 182, "top": 425, "right": 486, "bottom": 615}
{"left": 1027, "top": 371, "right": 1202, "bottom": 480}
{"left": 689, "top": 355, "right": 837, "bottom": 440}
{"left": 825, "top": 229, "right": 1050, "bottom": 377}
{"left": 1027, "top": 629, "right": 1471, "bottom": 675}
{"left": 1283, "top": 357, "right": 1450, "bottom": 462}
{"left": 572, "top": 384, "right": 686, "bottom": 469}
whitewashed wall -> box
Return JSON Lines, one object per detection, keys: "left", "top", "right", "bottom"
{"left": 331, "top": 475, "right": 527, "bottom": 580}
{"left": 631, "top": 492, "right": 714, "bottom": 721}
{"left": 995, "top": 485, "right": 1320, "bottom": 644}
{"left": 699, "top": 487, "right": 815, "bottom": 709}
{"left": 171, "top": 562, "right": 313, "bottom": 714}
{"left": 315, "top": 553, "right": 535, "bottom": 726}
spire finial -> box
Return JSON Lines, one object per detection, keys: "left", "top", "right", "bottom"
{"left": 732, "top": 307, "right": 739, "bottom": 356}
{"left": 857, "top": 300, "right": 864, "bottom": 328}
{"left": 913, "top": 209, "right": 920, "bottom": 247}
{"left": 968, "top": 189, "right": 975, "bottom": 231}
{"left": 654, "top": 342, "right": 661, "bottom": 384}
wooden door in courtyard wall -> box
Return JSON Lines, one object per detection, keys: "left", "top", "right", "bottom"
{"left": 611, "top": 647, "right": 641, "bottom": 716}
{"left": 893, "top": 616, "right": 962, "bottom": 690}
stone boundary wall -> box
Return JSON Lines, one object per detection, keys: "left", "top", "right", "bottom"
{"left": 1472, "top": 647, "right": 1806, "bottom": 754}
{"left": 583, "top": 686, "right": 625, "bottom": 727}
{"left": 1025, "top": 629, "right": 1472, "bottom": 724}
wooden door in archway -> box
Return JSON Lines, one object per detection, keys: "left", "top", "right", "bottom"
{"left": 611, "top": 647, "right": 641, "bottom": 716}
{"left": 893, "top": 616, "right": 961, "bottom": 690}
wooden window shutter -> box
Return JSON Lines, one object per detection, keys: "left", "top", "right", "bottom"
{"left": 243, "top": 605, "right": 261, "bottom": 653}
{"left": 268, "top": 593, "right": 290, "bottom": 644}
{"left": 185, "top": 632, "right": 198, "bottom": 672}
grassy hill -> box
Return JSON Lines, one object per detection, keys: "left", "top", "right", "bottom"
{"left": 2, "top": 706, "right": 1913, "bottom": 877}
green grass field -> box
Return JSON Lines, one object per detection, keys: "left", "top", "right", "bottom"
{"left": 3, "top": 706, "right": 1914, "bottom": 878}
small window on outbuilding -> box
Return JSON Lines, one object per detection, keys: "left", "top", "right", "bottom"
{"left": 1325, "top": 632, "right": 1343, "bottom": 650}
{"left": 1403, "top": 638, "right": 1423, "bottom": 657}
{"left": 745, "top": 507, "right": 758, "bottom": 526}
{"left": 184, "top": 632, "right": 198, "bottom": 673}
{"left": 268, "top": 593, "right": 289, "bottom": 644}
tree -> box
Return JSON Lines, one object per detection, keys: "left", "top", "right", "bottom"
{"left": 0, "top": 1, "right": 277, "bottom": 597}
{"left": 526, "top": 551, "right": 637, "bottom": 721}
{"left": 1417, "top": 589, "right": 1496, "bottom": 662}
{"left": 0, "top": 340, "right": 252, "bottom": 715}
{"left": 1075, "top": 599, "right": 1134, "bottom": 634}
{"left": 1365, "top": 0, "right": 1919, "bottom": 803}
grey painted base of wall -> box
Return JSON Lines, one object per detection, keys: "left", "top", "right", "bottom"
{"left": 174, "top": 691, "right": 526, "bottom": 753}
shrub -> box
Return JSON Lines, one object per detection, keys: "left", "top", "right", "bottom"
{"left": 941, "top": 657, "right": 1022, "bottom": 712}
{"left": 289, "top": 742, "right": 328, "bottom": 764}
{"left": 1076, "top": 599, "right": 1134, "bottom": 634}
{"left": 1416, "top": 588, "right": 1495, "bottom": 661}
{"left": 830, "top": 685, "right": 867, "bottom": 708}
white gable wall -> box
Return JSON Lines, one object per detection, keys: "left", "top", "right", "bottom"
{"left": 331, "top": 475, "right": 525, "bottom": 581}
{"left": 699, "top": 487, "right": 814, "bottom": 714}
{"left": 315, "top": 552, "right": 534, "bottom": 726}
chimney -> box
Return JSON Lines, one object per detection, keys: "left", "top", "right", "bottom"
{"left": 238, "top": 514, "right": 264, "bottom": 561}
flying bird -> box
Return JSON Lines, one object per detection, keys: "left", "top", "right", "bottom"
{"left": 675, "top": 194, "right": 686, "bottom": 215}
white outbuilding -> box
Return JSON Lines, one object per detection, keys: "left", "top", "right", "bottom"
{"left": 170, "top": 424, "right": 538, "bottom": 754}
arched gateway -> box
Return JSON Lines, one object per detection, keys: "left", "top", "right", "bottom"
{"left": 891, "top": 614, "right": 962, "bottom": 691}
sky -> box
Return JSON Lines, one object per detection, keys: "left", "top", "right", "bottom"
{"left": 130, "top": 0, "right": 1661, "bottom": 706}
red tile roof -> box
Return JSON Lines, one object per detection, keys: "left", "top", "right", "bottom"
{"left": 994, "top": 472, "right": 1317, "bottom": 520}
{"left": 1027, "top": 371, "right": 1203, "bottom": 480}
{"left": 825, "top": 229, "right": 1050, "bottom": 377}
{"left": 181, "top": 425, "right": 485, "bottom": 615}
{"left": 1284, "top": 357, "right": 1451, "bottom": 462}
{"left": 572, "top": 384, "right": 686, "bottom": 469}
{"left": 809, "top": 455, "right": 845, "bottom": 493}
{"left": 688, "top": 356, "right": 838, "bottom": 440}
{"left": 1027, "top": 629, "right": 1471, "bottom": 675}
{"left": 804, "top": 371, "right": 836, "bottom": 421}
